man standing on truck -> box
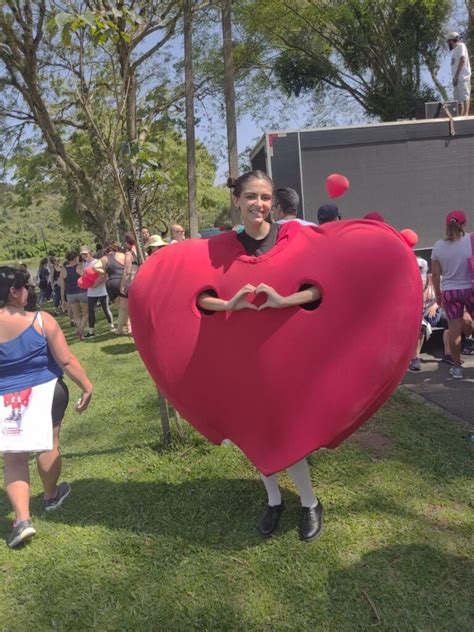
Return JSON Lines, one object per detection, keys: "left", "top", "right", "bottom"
{"left": 448, "top": 31, "right": 471, "bottom": 116}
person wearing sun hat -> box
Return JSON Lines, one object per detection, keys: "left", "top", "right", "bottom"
{"left": 145, "top": 234, "right": 168, "bottom": 256}
{"left": 431, "top": 210, "right": 474, "bottom": 379}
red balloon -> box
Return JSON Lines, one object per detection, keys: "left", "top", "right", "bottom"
{"left": 85, "top": 267, "right": 99, "bottom": 280}
{"left": 400, "top": 228, "right": 418, "bottom": 248}
{"left": 326, "top": 173, "right": 350, "bottom": 199}
{"left": 129, "top": 221, "right": 421, "bottom": 476}
{"left": 77, "top": 268, "right": 99, "bottom": 289}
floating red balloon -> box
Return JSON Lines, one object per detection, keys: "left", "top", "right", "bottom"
{"left": 326, "top": 173, "right": 350, "bottom": 199}
{"left": 77, "top": 267, "right": 99, "bottom": 289}
{"left": 400, "top": 228, "right": 418, "bottom": 248}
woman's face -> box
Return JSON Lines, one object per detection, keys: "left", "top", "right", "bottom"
{"left": 233, "top": 178, "right": 273, "bottom": 228}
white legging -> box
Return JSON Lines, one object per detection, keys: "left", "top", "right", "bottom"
{"left": 260, "top": 457, "right": 317, "bottom": 508}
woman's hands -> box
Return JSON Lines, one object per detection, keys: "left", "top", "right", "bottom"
{"left": 198, "top": 283, "right": 320, "bottom": 312}
{"left": 254, "top": 283, "right": 288, "bottom": 309}
{"left": 226, "top": 284, "right": 258, "bottom": 311}
{"left": 75, "top": 389, "right": 92, "bottom": 414}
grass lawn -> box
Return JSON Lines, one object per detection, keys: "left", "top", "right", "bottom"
{"left": 1, "top": 310, "right": 473, "bottom": 631}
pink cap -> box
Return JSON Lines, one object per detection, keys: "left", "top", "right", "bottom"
{"left": 446, "top": 210, "right": 466, "bottom": 225}
{"left": 363, "top": 212, "right": 385, "bottom": 222}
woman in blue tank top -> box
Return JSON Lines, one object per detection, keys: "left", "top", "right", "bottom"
{"left": 0, "top": 266, "right": 93, "bottom": 548}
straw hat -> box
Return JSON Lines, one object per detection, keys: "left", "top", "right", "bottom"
{"left": 145, "top": 235, "right": 168, "bottom": 249}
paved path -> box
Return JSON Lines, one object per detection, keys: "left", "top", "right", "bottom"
{"left": 402, "top": 332, "right": 474, "bottom": 426}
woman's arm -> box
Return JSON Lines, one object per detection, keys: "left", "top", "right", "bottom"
{"left": 255, "top": 283, "right": 321, "bottom": 309}
{"left": 41, "top": 312, "right": 93, "bottom": 413}
{"left": 59, "top": 268, "right": 66, "bottom": 304}
{"left": 197, "top": 284, "right": 258, "bottom": 312}
{"left": 431, "top": 259, "right": 442, "bottom": 304}
{"left": 120, "top": 252, "right": 132, "bottom": 294}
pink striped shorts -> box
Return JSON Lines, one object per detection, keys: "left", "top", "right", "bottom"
{"left": 442, "top": 288, "right": 474, "bottom": 320}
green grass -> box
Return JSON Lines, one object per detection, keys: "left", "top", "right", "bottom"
{"left": 1, "top": 310, "right": 473, "bottom": 631}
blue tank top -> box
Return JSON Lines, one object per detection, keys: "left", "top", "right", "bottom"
{"left": 0, "top": 312, "right": 63, "bottom": 395}
{"left": 64, "top": 265, "right": 85, "bottom": 295}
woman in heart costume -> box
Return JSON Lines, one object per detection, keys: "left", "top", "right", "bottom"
{"left": 129, "top": 171, "right": 422, "bottom": 542}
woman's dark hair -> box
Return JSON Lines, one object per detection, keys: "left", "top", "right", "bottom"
{"left": 124, "top": 232, "right": 136, "bottom": 247}
{"left": 39, "top": 257, "right": 48, "bottom": 267}
{"left": 104, "top": 241, "right": 122, "bottom": 253}
{"left": 65, "top": 250, "right": 79, "bottom": 263}
{"left": 0, "top": 266, "right": 29, "bottom": 307}
{"left": 226, "top": 170, "right": 273, "bottom": 197}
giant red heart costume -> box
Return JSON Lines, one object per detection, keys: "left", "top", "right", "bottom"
{"left": 129, "top": 221, "right": 421, "bottom": 475}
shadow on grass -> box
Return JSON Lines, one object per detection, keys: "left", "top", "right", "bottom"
{"left": 100, "top": 342, "right": 136, "bottom": 355}
{"left": 326, "top": 544, "right": 473, "bottom": 631}
{"left": 3, "top": 478, "right": 300, "bottom": 550}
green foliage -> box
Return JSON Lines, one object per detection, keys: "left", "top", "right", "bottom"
{"left": 0, "top": 187, "right": 94, "bottom": 261}
{"left": 236, "top": 0, "right": 451, "bottom": 121}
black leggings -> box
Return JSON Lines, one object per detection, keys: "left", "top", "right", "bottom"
{"left": 52, "top": 378, "right": 69, "bottom": 427}
{"left": 88, "top": 295, "right": 113, "bottom": 328}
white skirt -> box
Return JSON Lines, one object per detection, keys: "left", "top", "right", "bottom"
{"left": 0, "top": 378, "right": 57, "bottom": 453}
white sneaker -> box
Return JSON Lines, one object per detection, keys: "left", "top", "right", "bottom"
{"left": 449, "top": 367, "right": 463, "bottom": 379}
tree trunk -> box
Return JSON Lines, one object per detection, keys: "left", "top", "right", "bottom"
{"left": 119, "top": 50, "right": 146, "bottom": 263}
{"left": 157, "top": 389, "right": 172, "bottom": 447}
{"left": 221, "top": 0, "right": 240, "bottom": 226}
{"left": 184, "top": 0, "right": 199, "bottom": 238}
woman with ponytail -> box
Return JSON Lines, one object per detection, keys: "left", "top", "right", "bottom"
{"left": 0, "top": 267, "right": 93, "bottom": 548}
{"left": 431, "top": 210, "right": 474, "bottom": 379}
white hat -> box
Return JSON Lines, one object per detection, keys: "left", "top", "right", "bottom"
{"left": 145, "top": 235, "right": 167, "bottom": 249}
{"left": 447, "top": 31, "right": 460, "bottom": 41}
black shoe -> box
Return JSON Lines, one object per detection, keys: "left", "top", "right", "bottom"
{"left": 258, "top": 503, "right": 283, "bottom": 537}
{"left": 44, "top": 482, "right": 71, "bottom": 512}
{"left": 83, "top": 331, "right": 95, "bottom": 339}
{"left": 300, "top": 500, "right": 324, "bottom": 542}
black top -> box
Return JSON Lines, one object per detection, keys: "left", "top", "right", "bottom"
{"left": 237, "top": 223, "right": 280, "bottom": 256}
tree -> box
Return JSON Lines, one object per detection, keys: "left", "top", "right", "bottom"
{"left": 235, "top": 0, "right": 451, "bottom": 121}
{"left": 0, "top": 1, "right": 204, "bottom": 244}
{"left": 183, "top": 0, "right": 199, "bottom": 238}
{"left": 221, "top": 0, "right": 240, "bottom": 225}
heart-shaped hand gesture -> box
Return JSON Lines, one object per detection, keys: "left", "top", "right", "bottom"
{"left": 227, "top": 284, "right": 258, "bottom": 311}
{"left": 254, "top": 283, "right": 287, "bottom": 310}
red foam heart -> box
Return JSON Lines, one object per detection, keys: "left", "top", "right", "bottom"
{"left": 129, "top": 221, "right": 421, "bottom": 475}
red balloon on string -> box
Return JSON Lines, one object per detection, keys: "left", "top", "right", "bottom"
{"left": 326, "top": 174, "right": 350, "bottom": 199}
{"left": 400, "top": 228, "right": 418, "bottom": 248}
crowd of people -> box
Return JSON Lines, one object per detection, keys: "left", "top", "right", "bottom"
{"left": 1, "top": 169, "right": 472, "bottom": 549}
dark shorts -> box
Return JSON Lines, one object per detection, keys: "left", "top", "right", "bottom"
{"left": 442, "top": 288, "right": 474, "bottom": 320}
{"left": 52, "top": 378, "right": 69, "bottom": 427}
{"left": 106, "top": 278, "right": 127, "bottom": 302}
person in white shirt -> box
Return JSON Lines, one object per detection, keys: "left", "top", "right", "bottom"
{"left": 448, "top": 31, "right": 471, "bottom": 116}
{"left": 272, "top": 187, "right": 316, "bottom": 226}
{"left": 80, "top": 246, "right": 114, "bottom": 338}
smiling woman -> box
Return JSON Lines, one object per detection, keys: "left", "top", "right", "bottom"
{"left": 195, "top": 170, "right": 323, "bottom": 542}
